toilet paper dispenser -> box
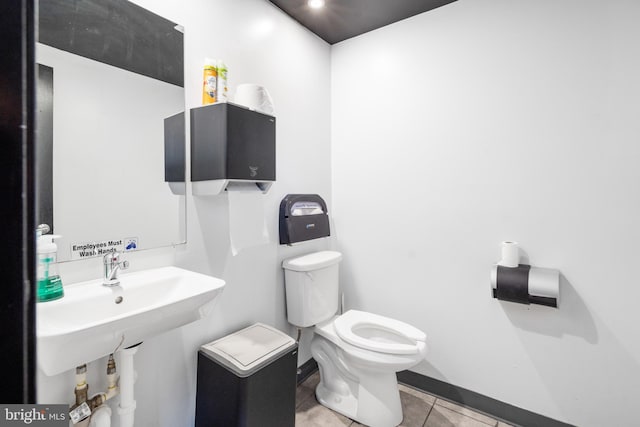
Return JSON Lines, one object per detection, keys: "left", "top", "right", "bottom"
{"left": 279, "top": 194, "right": 330, "bottom": 245}
{"left": 490, "top": 241, "right": 560, "bottom": 308}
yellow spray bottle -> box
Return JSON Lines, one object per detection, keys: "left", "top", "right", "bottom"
{"left": 202, "top": 58, "right": 217, "bottom": 104}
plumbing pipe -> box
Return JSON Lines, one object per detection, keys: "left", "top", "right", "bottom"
{"left": 88, "top": 394, "right": 106, "bottom": 411}
{"left": 75, "top": 364, "right": 87, "bottom": 389}
{"left": 70, "top": 358, "right": 120, "bottom": 427}
{"left": 105, "top": 354, "right": 118, "bottom": 400}
{"left": 118, "top": 345, "right": 139, "bottom": 427}
{"left": 89, "top": 405, "right": 112, "bottom": 427}
{"left": 74, "top": 364, "right": 88, "bottom": 406}
{"left": 70, "top": 364, "right": 91, "bottom": 423}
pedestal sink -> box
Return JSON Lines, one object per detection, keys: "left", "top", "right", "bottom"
{"left": 37, "top": 266, "right": 225, "bottom": 376}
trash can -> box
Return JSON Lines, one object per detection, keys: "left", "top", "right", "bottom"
{"left": 195, "top": 323, "right": 298, "bottom": 427}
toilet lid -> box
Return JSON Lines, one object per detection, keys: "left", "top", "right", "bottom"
{"left": 334, "top": 310, "right": 427, "bottom": 355}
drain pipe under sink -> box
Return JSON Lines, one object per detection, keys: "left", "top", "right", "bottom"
{"left": 118, "top": 344, "right": 140, "bottom": 427}
{"left": 89, "top": 405, "right": 112, "bottom": 427}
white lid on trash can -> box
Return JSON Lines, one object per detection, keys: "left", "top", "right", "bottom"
{"left": 200, "top": 323, "right": 297, "bottom": 377}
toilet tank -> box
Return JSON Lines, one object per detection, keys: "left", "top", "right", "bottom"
{"left": 282, "top": 251, "right": 342, "bottom": 328}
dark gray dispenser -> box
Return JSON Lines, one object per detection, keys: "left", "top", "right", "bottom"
{"left": 190, "top": 102, "right": 276, "bottom": 195}
{"left": 164, "top": 111, "right": 185, "bottom": 195}
{"left": 279, "top": 194, "right": 330, "bottom": 245}
{"left": 490, "top": 264, "right": 560, "bottom": 308}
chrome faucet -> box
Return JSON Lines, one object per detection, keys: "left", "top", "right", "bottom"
{"left": 103, "top": 251, "right": 129, "bottom": 286}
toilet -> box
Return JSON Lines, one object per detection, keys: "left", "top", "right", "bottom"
{"left": 282, "top": 251, "right": 427, "bottom": 427}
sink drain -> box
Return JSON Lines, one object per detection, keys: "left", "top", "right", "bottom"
{"left": 115, "top": 296, "right": 123, "bottom": 304}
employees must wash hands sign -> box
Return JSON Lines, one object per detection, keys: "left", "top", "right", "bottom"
{"left": 70, "top": 237, "right": 138, "bottom": 260}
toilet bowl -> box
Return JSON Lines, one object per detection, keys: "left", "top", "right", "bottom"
{"left": 335, "top": 310, "right": 427, "bottom": 356}
{"left": 282, "top": 251, "right": 428, "bottom": 427}
{"left": 311, "top": 310, "right": 427, "bottom": 427}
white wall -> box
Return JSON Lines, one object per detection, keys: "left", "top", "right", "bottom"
{"left": 331, "top": 0, "right": 640, "bottom": 426}
{"left": 37, "top": 1, "right": 331, "bottom": 426}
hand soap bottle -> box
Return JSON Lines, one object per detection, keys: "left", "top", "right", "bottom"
{"left": 37, "top": 224, "right": 64, "bottom": 302}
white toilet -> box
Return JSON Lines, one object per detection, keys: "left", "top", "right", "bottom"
{"left": 282, "top": 251, "right": 427, "bottom": 427}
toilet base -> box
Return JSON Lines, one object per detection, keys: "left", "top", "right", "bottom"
{"left": 315, "top": 373, "right": 403, "bottom": 427}
{"left": 311, "top": 335, "right": 403, "bottom": 427}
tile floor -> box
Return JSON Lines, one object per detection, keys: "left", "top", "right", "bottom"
{"left": 295, "top": 372, "right": 514, "bottom": 427}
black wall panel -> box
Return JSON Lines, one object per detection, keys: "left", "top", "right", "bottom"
{"left": 39, "top": 0, "right": 184, "bottom": 87}
{"left": 0, "top": 0, "right": 37, "bottom": 404}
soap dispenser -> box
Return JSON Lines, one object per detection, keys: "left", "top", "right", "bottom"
{"left": 36, "top": 224, "right": 64, "bottom": 302}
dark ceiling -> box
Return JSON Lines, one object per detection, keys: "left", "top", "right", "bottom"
{"left": 268, "top": 0, "right": 457, "bottom": 45}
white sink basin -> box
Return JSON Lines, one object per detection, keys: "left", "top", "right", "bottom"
{"left": 37, "top": 266, "right": 225, "bottom": 376}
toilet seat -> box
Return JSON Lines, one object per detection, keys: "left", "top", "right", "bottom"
{"left": 334, "top": 310, "right": 427, "bottom": 355}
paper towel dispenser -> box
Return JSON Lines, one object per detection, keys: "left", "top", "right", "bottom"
{"left": 190, "top": 102, "right": 276, "bottom": 195}
{"left": 279, "top": 194, "right": 330, "bottom": 245}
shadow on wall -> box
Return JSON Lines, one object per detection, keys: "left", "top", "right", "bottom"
{"left": 193, "top": 195, "right": 233, "bottom": 274}
{"left": 501, "top": 275, "right": 640, "bottom": 426}
{"left": 500, "top": 275, "right": 598, "bottom": 344}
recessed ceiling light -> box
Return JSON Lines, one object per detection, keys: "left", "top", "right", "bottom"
{"left": 308, "top": 0, "right": 325, "bottom": 9}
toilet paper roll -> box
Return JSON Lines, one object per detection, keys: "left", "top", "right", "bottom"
{"left": 228, "top": 189, "right": 270, "bottom": 256}
{"left": 498, "top": 241, "right": 519, "bottom": 267}
{"left": 233, "top": 84, "right": 275, "bottom": 115}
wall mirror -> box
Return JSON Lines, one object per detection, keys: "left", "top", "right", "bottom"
{"left": 36, "top": 0, "right": 186, "bottom": 262}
